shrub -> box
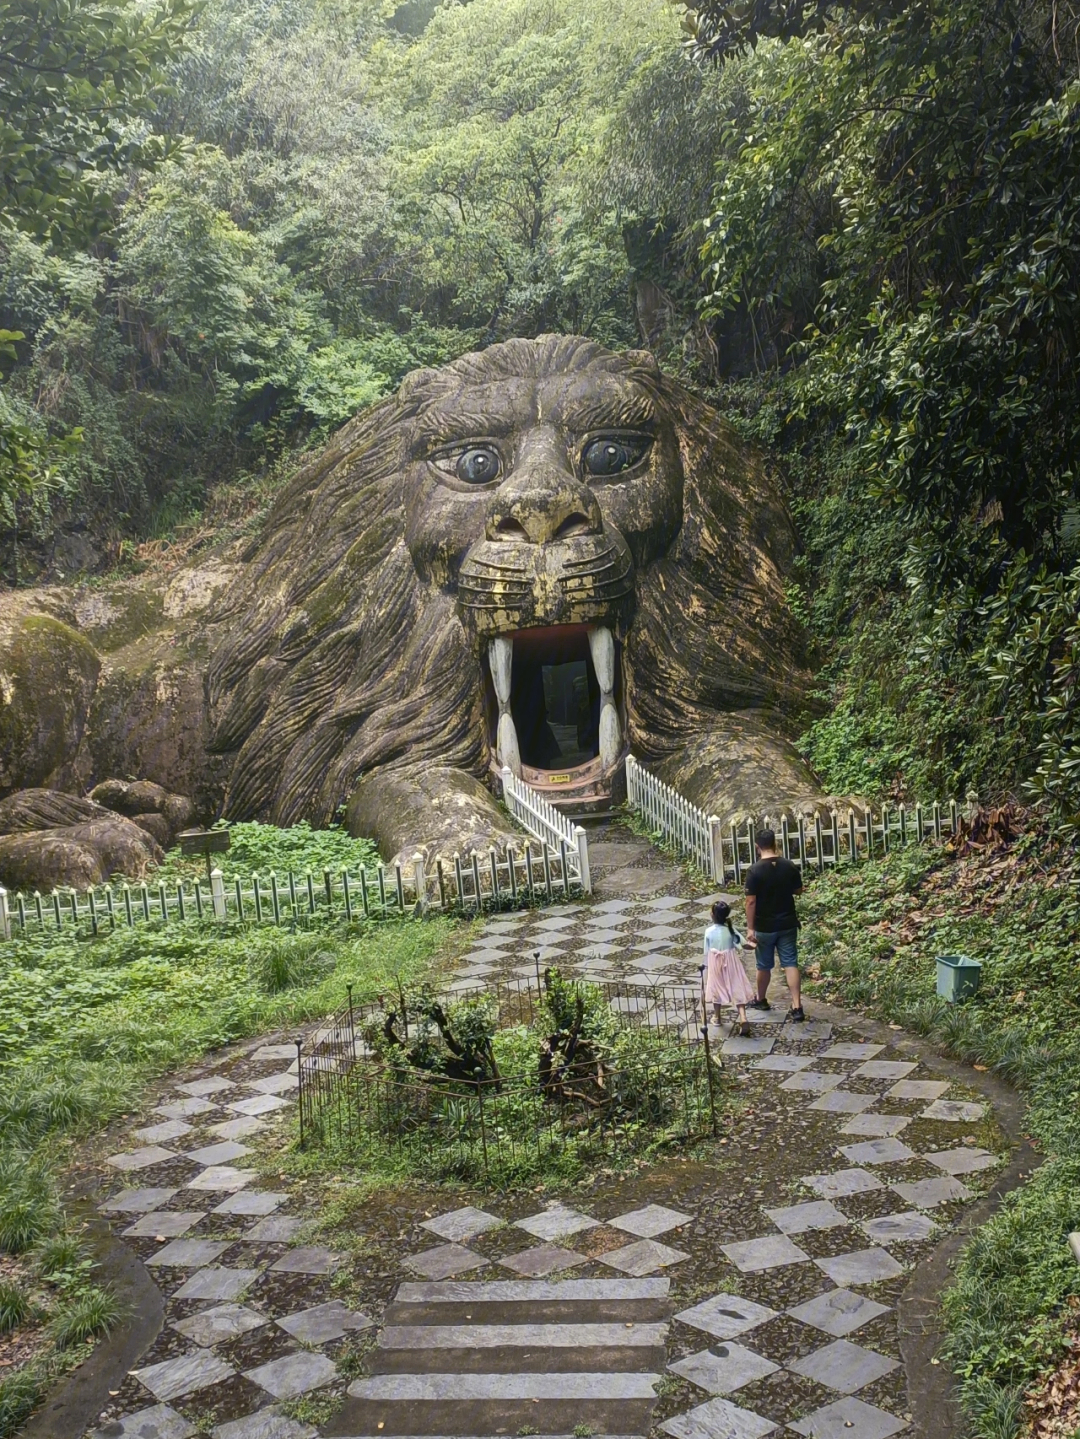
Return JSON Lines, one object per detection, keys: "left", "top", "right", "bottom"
{"left": 0, "top": 1282, "right": 29, "bottom": 1336}
{"left": 0, "top": 1156, "right": 59, "bottom": 1254}
{"left": 48, "top": 1287, "right": 120, "bottom": 1348}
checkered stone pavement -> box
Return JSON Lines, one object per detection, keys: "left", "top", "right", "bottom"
{"left": 89, "top": 824, "right": 1004, "bottom": 1439}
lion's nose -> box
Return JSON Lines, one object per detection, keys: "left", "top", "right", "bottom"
{"left": 486, "top": 436, "right": 603, "bottom": 545}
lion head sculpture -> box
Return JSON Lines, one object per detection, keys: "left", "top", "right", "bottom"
{"left": 205, "top": 335, "right": 823, "bottom": 862}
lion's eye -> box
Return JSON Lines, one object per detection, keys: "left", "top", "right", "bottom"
{"left": 456, "top": 446, "right": 501, "bottom": 484}
{"left": 581, "top": 436, "right": 650, "bottom": 477}
{"left": 431, "top": 445, "right": 503, "bottom": 485}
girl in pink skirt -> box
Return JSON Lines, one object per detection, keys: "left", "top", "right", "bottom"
{"left": 704, "top": 900, "right": 756, "bottom": 1036}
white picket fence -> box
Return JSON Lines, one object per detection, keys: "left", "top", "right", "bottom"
{"left": 0, "top": 772, "right": 590, "bottom": 941}
{"left": 626, "top": 754, "right": 960, "bottom": 885}
{"left": 501, "top": 766, "right": 591, "bottom": 893}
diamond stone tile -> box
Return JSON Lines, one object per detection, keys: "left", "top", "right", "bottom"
{"left": 670, "top": 1343, "right": 778, "bottom": 1395}
{"left": 123, "top": 1211, "right": 206, "bottom": 1239}
{"left": 132, "top": 1350, "right": 235, "bottom": 1401}
{"left": 788, "top": 1396, "right": 907, "bottom": 1438}
{"left": 721, "top": 1235, "right": 810, "bottom": 1272}
{"left": 145, "top": 1239, "right": 229, "bottom": 1267}
{"left": 106, "top": 1146, "right": 177, "bottom": 1171}
{"left": 862, "top": 1211, "right": 937, "bottom": 1243}
{"left": 851, "top": 1060, "right": 918, "bottom": 1080}
{"left": 751, "top": 1054, "right": 814, "bottom": 1072}
{"left": 601, "top": 1238, "right": 689, "bottom": 1276}
{"left": 99, "top": 1187, "right": 179, "bottom": 1214}
{"left": 407, "top": 1243, "right": 486, "bottom": 1280}
{"left": 245, "top": 1215, "right": 305, "bottom": 1242}
{"left": 661, "top": 1395, "right": 777, "bottom": 1439}
{"left": 246, "top": 1072, "right": 298, "bottom": 1095}
{"left": 208, "top": 1116, "right": 267, "bottom": 1141}
{"left": 244, "top": 1350, "right": 337, "bottom": 1398}
{"left": 786, "top": 1020, "right": 833, "bottom": 1041}
{"left": 924, "top": 1146, "right": 997, "bottom": 1175}
{"left": 251, "top": 1044, "right": 299, "bottom": 1061}
{"left": 580, "top": 928, "right": 624, "bottom": 944}
{"left": 172, "top": 1303, "right": 268, "bottom": 1347}
{"left": 809, "top": 1090, "right": 878, "bottom": 1114}
{"left": 922, "top": 1098, "right": 986, "bottom": 1122}
{"left": 886, "top": 1079, "right": 951, "bottom": 1100}
{"left": 779, "top": 1071, "right": 844, "bottom": 1093}
{"left": 840, "top": 1138, "right": 918, "bottom": 1165}
{"left": 805, "top": 1169, "right": 884, "bottom": 1199}
{"left": 226, "top": 1094, "right": 289, "bottom": 1117}
{"left": 133, "top": 1120, "right": 193, "bottom": 1144}
{"left": 185, "top": 1165, "right": 255, "bottom": 1191}
{"left": 515, "top": 1204, "right": 599, "bottom": 1241}
{"left": 175, "top": 1078, "right": 235, "bottom": 1097}
{"left": 212, "top": 1191, "right": 287, "bottom": 1216}
{"left": 172, "top": 1267, "right": 260, "bottom": 1301}
{"left": 270, "top": 1245, "right": 342, "bottom": 1275}
{"left": 184, "top": 1141, "right": 251, "bottom": 1166}
{"left": 91, "top": 1404, "right": 196, "bottom": 1438}
{"left": 840, "top": 1114, "right": 912, "bottom": 1138}
{"left": 789, "top": 1338, "right": 900, "bottom": 1394}
{"left": 214, "top": 1413, "right": 317, "bottom": 1439}
{"left": 277, "top": 1299, "right": 373, "bottom": 1344}
{"left": 763, "top": 1200, "right": 847, "bottom": 1234}
{"left": 675, "top": 1293, "right": 778, "bottom": 1340}
{"left": 892, "top": 1176, "right": 973, "bottom": 1208}
{"left": 720, "top": 1035, "right": 775, "bottom": 1056}
{"left": 815, "top": 1249, "right": 905, "bottom": 1287}
{"left": 609, "top": 1204, "right": 694, "bottom": 1238}
{"left": 821, "top": 1044, "right": 885, "bottom": 1060}
{"left": 500, "top": 1244, "right": 586, "bottom": 1277}
{"left": 155, "top": 1097, "right": 217, "bottom": 1118}
{"left": 787, "top": 1288, "right": 891, "bottom": 1338}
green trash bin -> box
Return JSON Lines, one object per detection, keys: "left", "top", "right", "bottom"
{"left": 936, "top": 954, "right": 982, "bottom": 1002}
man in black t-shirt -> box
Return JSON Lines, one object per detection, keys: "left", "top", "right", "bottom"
{"left": 744, "top": 827, "right": 805, "bottom": 1021}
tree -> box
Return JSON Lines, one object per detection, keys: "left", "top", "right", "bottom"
{"left": 0, "top": 0, "right": 195, "bottom": 246}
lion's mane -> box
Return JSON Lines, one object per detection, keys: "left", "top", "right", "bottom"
{"left": 207, "top": 336, "right": 809, "bottom": 826}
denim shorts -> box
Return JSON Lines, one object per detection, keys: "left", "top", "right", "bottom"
{"left": 755, "top": 929, "right": 799, "bottom": 970}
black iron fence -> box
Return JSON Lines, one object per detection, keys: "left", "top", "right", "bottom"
{"left": 295, "top": 972, "right": 721, "bottom": 1185}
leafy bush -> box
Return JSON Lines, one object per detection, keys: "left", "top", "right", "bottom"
{"left": 252, "top": 935, "right": 336, "bottom": 994}
{"left": 0, "top": 1156, "right": 59, "bottom": 1254}
{"left": 0, "top": 1368, "right": 43, "bottom": 1438}
{"left": 0, "top": 1282, "right": 29, "bottom": 1337}
{"left": 48, "top": 1288, "right": 120, "bottom": 1349}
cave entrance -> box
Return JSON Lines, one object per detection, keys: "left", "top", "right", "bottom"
{"left": 510, "top": 625, "right": 601, "bottom": 771}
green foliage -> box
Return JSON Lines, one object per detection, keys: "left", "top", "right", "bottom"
{"left": 252, "top": 935, "right": 336, "bottom": 995}
{"left": 0, "top": 1367, "right": 43, "bottom": 1439}
{"left": 188, "top": 820, "right": 380, "bottom": 880}
{"left": 0, "top": 1155, "right": 59, "bottom": 1254}
{"left": 48, "top": 1287, "right": 120, "bottom": 1349}
{"left": 0, "top": 0, "right": 194, "bottom": 245}
{"left": 0, "top": 1282, "right": 29, "bottom": 1337}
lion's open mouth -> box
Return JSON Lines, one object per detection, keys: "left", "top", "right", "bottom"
{"left": 483, "top": 622, "right": 626, "bottom": 809}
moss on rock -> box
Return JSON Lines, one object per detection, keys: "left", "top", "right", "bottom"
{"left": 0, "top": 616, "right": 101, "bottom": 797}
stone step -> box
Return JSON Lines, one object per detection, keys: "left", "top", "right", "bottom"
{"left": 384, "top": 1298, "right": 670, "bottom": 1326}
{"left": 373, "top": 1342, "right": 665, "bottom": 1374}
{"left": 332, "top": 1391, "right": 657, "bottom": 1436}
{"left": 395, "top": 1279, "right": 669, "bottom": 1304}
{"left": 380, "top": 1322, "right": 667, "bottom": 1351}
{"left": 349, "top": 1374, "right": 661, "bottom": 1400}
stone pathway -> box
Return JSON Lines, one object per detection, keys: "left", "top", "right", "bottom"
{"left": 85, "top": 823, "right": 1005, "bottom": 1439}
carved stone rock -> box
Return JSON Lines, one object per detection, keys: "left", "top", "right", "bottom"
{"left": 0, "top": 336, "right": 831, "bottom": 873}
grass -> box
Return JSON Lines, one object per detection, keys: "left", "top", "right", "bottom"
{"left": 0, "top": 820, "right": 469, "bottom": 1436}
{"left": 0, "top": 1282, "right": 29, "bottom": 1336}
{"left": 798, "top": 829, "right": 1080, "bottom": 1439}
